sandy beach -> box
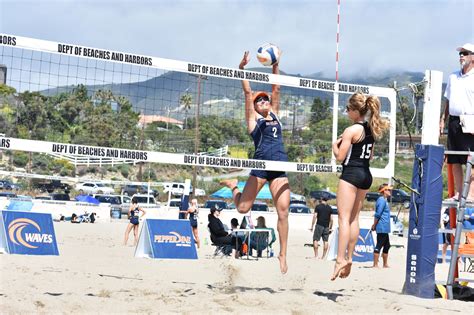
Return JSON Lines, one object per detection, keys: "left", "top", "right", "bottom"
{"left": 1, "top": 217, "right": 472, "bottom": 314}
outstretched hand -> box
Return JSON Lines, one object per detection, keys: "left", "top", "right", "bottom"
{"left": 239, "top": 51, "right": 250, "bottom": 69}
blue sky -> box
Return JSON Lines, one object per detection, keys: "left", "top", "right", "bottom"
{"left": 1, "top": 0, "right": 473, "bottom": 81}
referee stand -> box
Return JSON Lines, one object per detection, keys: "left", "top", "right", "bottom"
{"left": 442, "top": 152, "right": 474, "bottom": 300}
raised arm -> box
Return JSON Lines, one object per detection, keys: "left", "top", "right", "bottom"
{"left": 239, "top": 51, "right": 257, "bottom": 133}
{"left": 271, "top": 62, "right": 281, "bottom": 114}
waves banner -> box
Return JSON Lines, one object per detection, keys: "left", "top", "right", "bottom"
{"left": 0, "top": 210, "right": 59, "bottom": 255}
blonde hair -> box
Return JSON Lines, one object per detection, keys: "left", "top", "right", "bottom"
{"left": 347, "top": 92, "right": 390, "bottom": 140}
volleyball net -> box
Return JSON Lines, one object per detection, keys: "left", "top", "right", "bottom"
{"left": 0, "top": 34, "right": 396, "bottom": 178}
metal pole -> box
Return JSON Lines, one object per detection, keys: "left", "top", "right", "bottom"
{"left": 192, "top": 75, "right": 202, "bottom": 196}
{"left": 446, "top": 153, "right": 473, "bottom": 299}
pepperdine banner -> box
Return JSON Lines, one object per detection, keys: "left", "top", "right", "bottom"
{"left": 135, "top": 219, "right": 197, "bottom": 259}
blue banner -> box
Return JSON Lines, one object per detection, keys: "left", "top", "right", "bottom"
{"left": 403, "top": 144, "right": 444, "bottom": 299}
{"left": 1, "top": 211, "right": 59, "bottom": 255}
{"left": 352, "top": 228, "right": 375, "bottom": 262}
{"left": 145, "top": 219, "right": 197, "bottom": 259}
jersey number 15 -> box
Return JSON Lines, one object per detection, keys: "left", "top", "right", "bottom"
{"left": 359, "top": 144, "right": 372, "bottom": 159}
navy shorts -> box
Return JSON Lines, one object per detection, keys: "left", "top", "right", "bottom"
{"left": 250, "top": 170, "right": 287, "bottom": 181}
{"left": 340, "top": 166, "right": 373, "bottom": 190}
{"left": 447, "top": 116, "right": 474, "bottom": 164}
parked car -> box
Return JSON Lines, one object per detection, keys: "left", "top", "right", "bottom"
{"left": 366, "top": 189, "right": 411, "bottom": 207}
{"left": 33, "top": 179, "right": 71, "bottom": 193}
{"left": 251, "top": 201, "right": 269, "bottom": 212}
{"left": 168, "top": 198, "right": 182, "bottom": 208}
{"left": 163, "top": 182, "right": 206, "bottom": 197}
{"left": 290, "top": 199, "right": 307, "bottom": 205}
{"left": 330, "top": 205, "right": 338, "bottom": 215}
{"left": 204, "top": 200, "right": 229, "bottom": 210}
{"left": 289, "top": 204, "right": 311, "bottom": 214}
{"left": 0, "top": 191, "right": 17, "bottom": 198}
{"left": 310, "top": 190, "right": 337, "bottom": 201}
{"left": 0, "top": 179, "right": 20, "bottom": 191}
{"left": 131, "top": 194, "right": 158, "bottom": 206}
{"left": 49, "top": 193, "right": 71, "bottom": 201}
{"left": 121, "top": 184, "right": 158, "bottom": 197}
{"left": 75, "top": 182, "right": 115, "bottom": 195}
{"left": 93, "top": 194, "right": 125, "bottom": 216}
{"left": 390, "top": 214, "right": 404, "bottom": 236}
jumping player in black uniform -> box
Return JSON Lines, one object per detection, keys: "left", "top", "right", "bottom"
{"left": 221, "top": 50, "right": 290, "bottom": 274}
{"left": 330, "top": 92, "right": 389, "bottom": 280}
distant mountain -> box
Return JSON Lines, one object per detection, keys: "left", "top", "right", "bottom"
{"left": 41, "top": 68, "right": 428, "bottom": 117}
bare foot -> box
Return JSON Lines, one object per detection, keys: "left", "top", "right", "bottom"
{"left": 331, "top": 259, "right": 348, "bottom": 281}
{"left": 372, "top": 265, "right": 380, "bottom": 269}
{"left": 278, "top": 255, "right": 288, "bottom": 274}
{"left": 383, "top": 265, "right": 390, "bottom": 268}
{"left": 220, "top": 179, "right": 238, "bottom": 189}
{"left": 339, "top": 261, "right": 352, "bottom": 278}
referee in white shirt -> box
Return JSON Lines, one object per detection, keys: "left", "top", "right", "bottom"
{"left": 440, "top": 43, "right": 474, "bottom": 201}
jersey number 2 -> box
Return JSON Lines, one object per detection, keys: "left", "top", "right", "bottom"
{"left": 272, "top": 127, "right": 277, "bottom": 138}
{"left": 359, "top": 144, "right": 372, "bottom": 159}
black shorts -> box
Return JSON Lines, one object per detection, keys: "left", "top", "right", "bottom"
{"left": 374, "top": 233, "right": 391, "bottom": 254}
{"left": 442, "top": 233, "right": 451, "bottom": 244}
{"left": 250, "top": 169, "right": 287, "bottom": 181}
{"left": 340, "top": 166, "right": 373, "bottom": 190}
{"left": 447, "top": 116, "right": 474, "bottom": 164}
{"left": 313, "top": 224, "right": 330, "bottom": 242}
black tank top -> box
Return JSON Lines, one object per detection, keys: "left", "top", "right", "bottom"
{"left": 342, "top": 121, "right": 374, "bottom": 168}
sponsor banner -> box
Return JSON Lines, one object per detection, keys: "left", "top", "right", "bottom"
{"left": 352, "top": 228, "right": 375, "bottom": 262}
{"left": 326, "top": 228, "right": 374, "bottom": 262}
{"left": 1, "top": 136, "right": 392, "bottom": 177}
{"left": 403, "top": 144, "right": 444, "bottom": 299}
{"left": 0, "top": 33, "right": 396, "bottom": 97}
{"left": 135, "top": 219, "right": 197, "bottom": 259}
{"left": 1, "top": 211, "right": 59, "bottom": 255}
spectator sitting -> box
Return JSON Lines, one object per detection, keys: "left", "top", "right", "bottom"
{"left": 248, "top": 216, "right": 276, "bottom": 257}
{"left": 71, "top": 213, "right": 81, "bottom": 224}
{"left": 208, "top": 205, "right": 242, "bottom": 258}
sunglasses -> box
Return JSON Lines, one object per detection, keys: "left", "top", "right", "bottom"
{"left": 459, "top": 51, "right": 473, "bottom": 57}
{"left": 255, "top": 96, "right": 269, "bottom": 103}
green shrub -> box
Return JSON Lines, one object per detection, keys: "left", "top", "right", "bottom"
{"left": 13, "top": 152, "right": 29, "bottom": 167}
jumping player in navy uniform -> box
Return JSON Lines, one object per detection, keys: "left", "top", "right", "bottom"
{"left": 331, "top": 92, "right": 389, "bottom": 280}
{"left": 221, "top": 51, "right": 290, "bottom": 274}
{"left": 123, "top": 197, "right": 146, "bottom": 246}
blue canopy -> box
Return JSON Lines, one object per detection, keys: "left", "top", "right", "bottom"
{"left": 75, "top": 195, "right": 100, "bottom": 205}
{"left": 211, "top": 182, "right": 273, "bottom": 199}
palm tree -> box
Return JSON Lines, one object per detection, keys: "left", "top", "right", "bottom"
{"left": 180, "top": 93, "right": 193, "bottom": 129}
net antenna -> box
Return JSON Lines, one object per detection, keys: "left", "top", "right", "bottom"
{"left": 1, "top": 34, "right": 397, "bottom": 179}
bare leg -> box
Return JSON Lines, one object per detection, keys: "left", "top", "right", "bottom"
{"left": 270, "top": 177, "right": 290, "bottom": 274}
{"left": 442, "top": 242, "right": 448, "bottom": 263}
{"left": 322, "top": 241, "right": 329, "bottom": 260}
{"left": 313, "top": 240, "right": 319, "bottom": 258}
{"left": 192, "top": 227, "right": 200, "bottom": 248}
{"left": 221, "top": 176, "right": 266, "bottom": 214}
{"left": 331, "top": 179, "right": 357, "bottom": 280}
{"left": 133, "top": 225, "right": 139, "bottom": 246}
{"left": 382, "top": 253, "right": 389, "bottom": 268}
{"left": 123, "top": 223, "right": 133, "bottom": 245}
{"left": 340, "top": 188, "right": 367, "bottom": 278}
{"left": 452, "top": 163, "right": 463, "bottom": 199}
{"left": 373, "top": 252, "right": 380, "bottom": 268}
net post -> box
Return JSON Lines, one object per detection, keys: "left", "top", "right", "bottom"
{"left": 421, "top": 70, "right": 443, "bottom": 145}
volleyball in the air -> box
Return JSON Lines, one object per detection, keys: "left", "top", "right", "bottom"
{"left": 256, "top": 43, "right": 281, "bottom": 66}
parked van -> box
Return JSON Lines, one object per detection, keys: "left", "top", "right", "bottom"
{"left": 162, "top": 182, "right": 205, "bottom": 197}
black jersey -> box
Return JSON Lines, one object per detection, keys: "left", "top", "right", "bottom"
{"left": 342, "top": 121, "right": 374, "bottom": 168}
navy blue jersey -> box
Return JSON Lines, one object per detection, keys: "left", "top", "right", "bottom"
{"left": 342, "top": 121, "right": 374, "bottom": 168}
{"left": 131, "top": 207, "right": 140, "bottom": 218}
{"left": 251, "top": 112, "right": 288, "bottom": 161}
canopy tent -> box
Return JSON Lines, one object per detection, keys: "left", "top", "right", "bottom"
{"left": 210, "top": 182, "right": 305, "bottom": 201}
{"left": 75, "top": 195, "right": 100, "bottom": 205}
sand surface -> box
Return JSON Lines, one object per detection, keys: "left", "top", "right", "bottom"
{"left": 1, "top": 219, "right": 472, "bottom": 314}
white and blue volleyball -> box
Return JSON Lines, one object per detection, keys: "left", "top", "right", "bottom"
{"left": 256, "top": 43, "right": 281, "bottom": 66}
